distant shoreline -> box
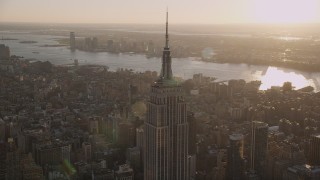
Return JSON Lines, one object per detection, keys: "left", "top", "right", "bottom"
{"left": 53, "top": 30, "right": 320, "bottom": 73}
{"left": 201, "top": 58, "right": 320, "bottom": 73}
{"left": 2, "top": 28, "right": 320, "bottom": 73}
{"left": 19, "top": 40, "right": 37, "bottom": 44}
{"left": 64, "top": 41, "right": 320, "bottom": 73}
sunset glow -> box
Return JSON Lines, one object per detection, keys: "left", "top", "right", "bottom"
{"left": 1, "top": 0, "right": 320, "bottom": 24}
{"left": 259, "top": 67, "right": 312, "bottom": 90}
{"left": 253, "top": 0, "right": 319, "bottom": 23}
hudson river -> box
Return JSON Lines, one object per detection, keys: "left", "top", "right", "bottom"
{"left": 1, "top": 31, "right": 320, "bottom": 91}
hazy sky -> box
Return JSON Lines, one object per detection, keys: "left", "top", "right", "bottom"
{"left": 1, "top": 0, "right": 320, "bottom": 24}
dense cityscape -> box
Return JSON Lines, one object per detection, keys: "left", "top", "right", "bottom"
{"left": 1, "top": 1, "right": 320, "bottom": 180}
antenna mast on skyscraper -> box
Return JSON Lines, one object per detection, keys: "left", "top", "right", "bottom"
{"left": 165, "top": 7, "right": 169, "bottom": 48}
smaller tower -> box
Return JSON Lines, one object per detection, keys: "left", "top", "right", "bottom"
{"left": 70, "top": 32, "right": 76, "bottom": 51}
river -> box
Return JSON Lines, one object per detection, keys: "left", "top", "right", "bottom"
{"left": 1, "top": 31, "right": 320, "bottom": 91}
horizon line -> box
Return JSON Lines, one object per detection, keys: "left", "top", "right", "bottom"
{"left": 1, "top": 21, "right": 320, "bottom": 26}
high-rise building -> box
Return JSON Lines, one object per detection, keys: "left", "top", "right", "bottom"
{"left": 226, "top": 133, "right": 244, "bottom": 180}
{"left": 20, "top": 153, "right": 44, "bottom": 180}
{"left": 244, "top": 170, "right": 260, "bottom": 180}
{"left": 136, "top": 125, "right": 144, "bottom": 171}
{"left": 82, "top": 142, "right": 92, "bottom": 163}
{"left": 70, "top": 32, "right": 76, "bottom": 51}
{"left": 34, "top": 141, "right": 71, "bottom": 167}
{"left": 144, "top": 10, "right": 189, "bottom": 180}
{"left": 92, "top": 37, "right": 98, "bottom": 49}
{"left": 309, "top": 134, "right": 320, "bottom": 166}
{"left": 89, "top": 116, "right": 99, "bottom": 134}
{"left": 216, "top": 149, "right": 227, "bottom": 180}
{"left": 188, "top": 154, "right": 196, "bottom": 180}
{"left": 136, "top": 125, "right": 144, "bottom": 149}
{"left": 283, "top": 164, "right": 320, "bottom": 180}
{"left": 0, "top": 119, "right": 5, "bottom": 142}
{"left": 104, "top": 115, "right": 119, "bottom": 143}
{"left": 250, "top": 121, "right": 268, "bottom": 179}
{"left": 0, "top": 142, "right": 6, "bottom": 179}
{"left": 126, "top": 147, "right": 142, "bottom": 171}
{"left": 118, "top": 121, "right": 135, "bottom": 148}
{"left": 188, "top": 112, "right": 197, "bottom": 155}
{"left": 115, "top": 164, "right": 134, "bottom": 180}
{"left": 6, "top": 138, "right": 20, "bottom": 180}
{"left": 0, "top": 44, "right": 10, "bottom": 60}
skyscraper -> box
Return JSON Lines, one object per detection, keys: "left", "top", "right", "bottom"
{"left": 226, "top": 134, "right": 244, "bottom": 180}
{"left": 309, "top": 134, "right": 320, "bottom": 166}
{"left": 0, "top": 142, "right": 6, "bottom": 180}
{"left": 144, "top": 10, "right": 189, "bottom": 180}
{"left": 6, "top": 138, "right": 20, "bottom": 180}
{"left": 187, "top": 112, "right": 197, "bottom": 155}
{"left": 115, "top": 164, "right": 134, "bottom": 180}
{"left": 250, "top": 121, "right": 268, "bottom": 179}
{"left": 70, "top": 32, "right": 75, "bottom": 51}
{"left": 82, "top": 142, "right": 92, "bottom": 163}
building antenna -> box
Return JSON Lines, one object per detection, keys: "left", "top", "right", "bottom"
{"left": 165, "top": 7, "right": 169, "bottom": 48}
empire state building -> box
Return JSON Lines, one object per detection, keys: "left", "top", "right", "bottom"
{"left": 144, "top": 11, "right": 189, "bottom": 180}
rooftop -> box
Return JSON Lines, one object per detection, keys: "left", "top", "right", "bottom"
{"left": 229, "top": 133, "right": 244, "bottom": 141}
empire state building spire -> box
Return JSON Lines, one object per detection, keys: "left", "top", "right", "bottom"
{"left": 159, "top": 9, "right": 174, "bottom": 82}
{"left": 165, "top": 9, "right": 169, "bottom": 48}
